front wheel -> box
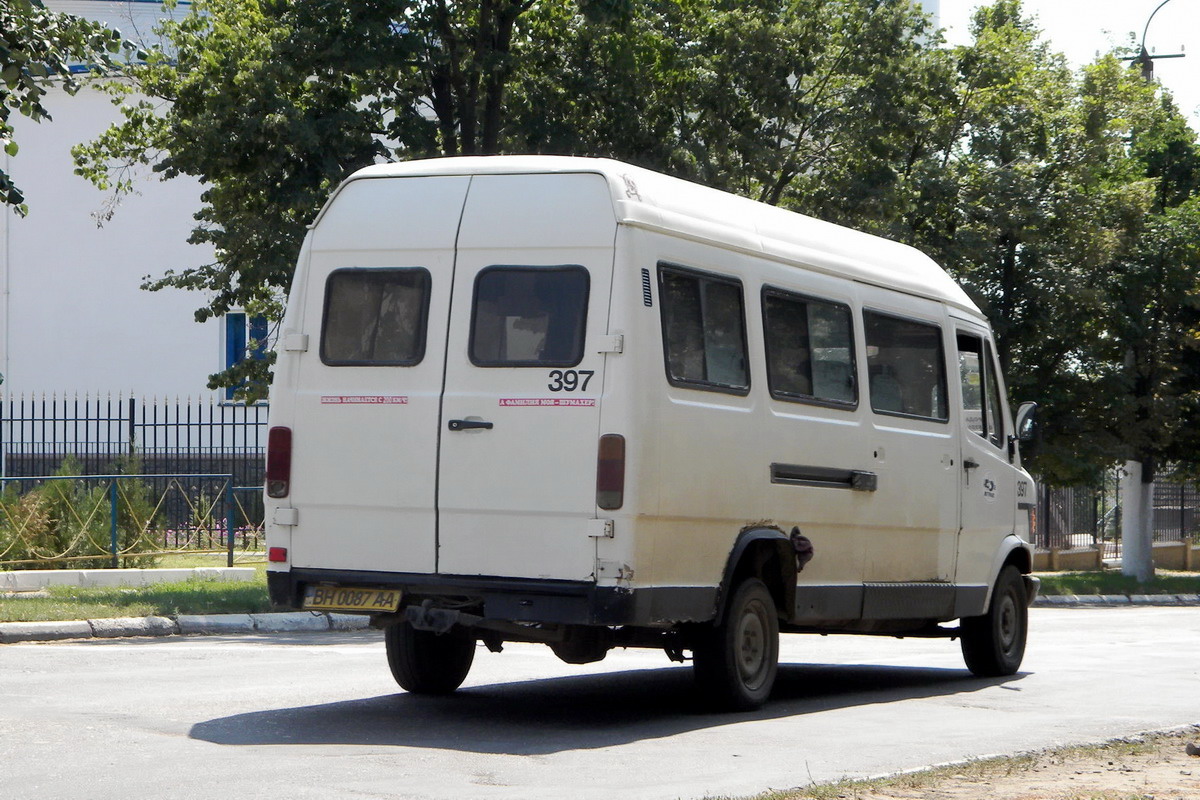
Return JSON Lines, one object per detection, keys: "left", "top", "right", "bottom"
{"left": 385, "top": 621, "right": 476, "bottom": 695}
{"left": 960, "top": 565, "right": 1028, "bottom": 677}
{"left": 692, "top": 577, "right": 780, "bottom": 711}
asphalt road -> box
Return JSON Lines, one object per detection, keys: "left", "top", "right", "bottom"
{"left": 3, "top": 607, "right": 1198, "bottom": 800}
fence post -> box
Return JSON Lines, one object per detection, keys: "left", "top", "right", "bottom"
{"left": 127, "top": 396, "right": 136, "bottom": 457}
{"left": 109, "top": 479, "right": 119, "bottom": 569}
{"left": 225, "top": 477, "right": 235, "bottom": 568}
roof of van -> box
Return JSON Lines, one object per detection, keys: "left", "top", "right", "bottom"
{"left": 342, "top": 156, "right": 981, "bottom": 315}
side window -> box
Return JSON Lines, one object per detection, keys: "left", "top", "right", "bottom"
{"left": 863, "top": 311, "right": 948, "bottom": 421}
{"left": 984, "top": 341, "right": 1005, "bottom": 448}
{"left": 957, "top": 333, "right": 987, "bottom": 438}
{"left": 956, "top": 333, "right": 1005, "bottom": 448}
{"left": 470, "top": 266, "right": 589, "bottom": 367}
{"left": 762, "top": 289, "right": 856, "bottom": 407}
{"left": 658, "top": 265, "right": 749, "bottom": 394}
{"left": 321, "top": 268, "right": 431, "bottom": 366}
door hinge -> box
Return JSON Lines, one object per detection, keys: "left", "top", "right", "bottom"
{"left": 283, "top": 334, "right": 309, "bottom": 353}
{"left": 272, "top": 507, "right": 299, "bottom": 527}
{"left": 587, "top": 519, "right": 615, "bottom": 538}
{"left": 596, "top": 335, "right": 624, "bottom": 354}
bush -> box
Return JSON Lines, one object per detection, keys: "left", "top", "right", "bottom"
{"left": 0, "top": 457, "right": 160, "bottom": 570}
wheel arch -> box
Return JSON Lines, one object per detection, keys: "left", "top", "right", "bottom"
{"left": 980, "top": 535, "right": 1034, "bottom": 609}
{"left": 713, "top": 527, "right": 796, "bottom": 625}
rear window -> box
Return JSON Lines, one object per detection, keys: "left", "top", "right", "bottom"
{"left": 470, "top": 266, "right": 590, "bottom": 367}
{"left": 320, "top": 268, "right": 431, "bottom": 366}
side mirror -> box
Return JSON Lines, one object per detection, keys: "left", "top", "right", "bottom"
{"left": 1010, "top": 401, "right": 1039, "bottom": 461}
{"left": 1014, "top": 401, "right": 1038, "bottom": 442}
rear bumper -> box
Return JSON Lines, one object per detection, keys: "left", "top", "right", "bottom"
{"left": 268, "top": 568, "right": 718, "bottom": 627}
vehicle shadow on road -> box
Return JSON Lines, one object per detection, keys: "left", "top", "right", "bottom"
{"left": 190, "top": 662, "right": 1025, "bottom": 754}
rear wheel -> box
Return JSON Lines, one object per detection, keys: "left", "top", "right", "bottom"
{"left": 385, "top": 621, "right": 476, "bottom": 694}
{"left": 693, "top": 577, "right": 779, "bottom": 711}
{"left": 960, "top": 565, "right": 1027, "bottom": 677}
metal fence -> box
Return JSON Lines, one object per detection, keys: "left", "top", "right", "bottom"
{"left": 1036, "top": 470, "right": 1199, "bottom": 556}
{"left": 0, "top": 394, "right": 268, "bottom": 566}
{"left": 0, "top": 473, "right": 263, "bottom": 568}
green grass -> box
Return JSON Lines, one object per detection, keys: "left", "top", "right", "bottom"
{"left": 1037, "top": 569, "right": 1200, "bottom": 596}
{"left": 0, "top": 575, "right": 272, "bottom": 622}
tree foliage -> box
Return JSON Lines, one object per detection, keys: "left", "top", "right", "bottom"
{"left": 75, "top": 0, "right": 948, "bottom": 400}
{"left": 0, "top": 0, "right": 132, "bottom": 214}
{"left": 71, "top": 0, "right": 1200, "bottom": 493}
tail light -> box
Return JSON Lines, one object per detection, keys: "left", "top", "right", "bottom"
{"left": 266, "top": 426, "right": 293, "bottom": 498}
{"left": 596, "top": 433, "right": 625, "bottom": 510}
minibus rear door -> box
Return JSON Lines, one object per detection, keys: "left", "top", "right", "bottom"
{"left": 436, "top": 172, "right": 617, "bottom": 581}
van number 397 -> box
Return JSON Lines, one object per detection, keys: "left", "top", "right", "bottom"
{"left": 548, "top": 370, "right": 594, "bottom": 392}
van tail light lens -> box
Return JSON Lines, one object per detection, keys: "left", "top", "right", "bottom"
{"left": 596, "top": 433, "right": 626, "bottom": 510}
{"left": 268, "top": 547, "right": 288, "bottom": 563}
{"left": 266, "top": 426, "right": 293, "bottom": 498}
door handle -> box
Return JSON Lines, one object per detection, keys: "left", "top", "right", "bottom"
{"left": 448, "top": 419, "right": 493, "bottom": 431}
{"left": 963, "top": 458, "right": 980, "bottom": 470}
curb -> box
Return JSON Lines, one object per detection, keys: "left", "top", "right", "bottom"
{"left": 0, "top": 611, "right": 372, "bottom": 644}
{"left": 1033, "top": 594, "right": 1200, "bottom": 608}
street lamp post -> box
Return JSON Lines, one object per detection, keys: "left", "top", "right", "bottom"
{"left": 1122, "top": 0, "right": 1184, "bottom": 82}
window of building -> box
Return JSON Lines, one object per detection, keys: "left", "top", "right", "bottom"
{"left": 469, "top": 266, "right": 589, "bottom": 367}
{"left": 320, "top": 268, "right": 431, "bottom": 366}
{"left": 863, "top": 311, "right": 947, "bottom": 421}
{"left": 658, "top": 265, "right": 750, "bottom": 394}
{"left": 762, "top": 288, "right": 856, "bottom": 407}
{"left": 224, "top": 312, "right": 269, "bottom": 401}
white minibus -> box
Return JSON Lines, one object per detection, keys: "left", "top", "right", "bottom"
{"left": 264, "top": 156, "right": 1040, "bottom": 710}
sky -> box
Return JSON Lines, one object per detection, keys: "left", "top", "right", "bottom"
{"left": 937, "top": 0, "right": 1200, "bottom": 124}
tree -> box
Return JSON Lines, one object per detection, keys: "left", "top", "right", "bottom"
{"left": 897, "top": 0, "right": 1136, "bottom": 486}
{"left": 0, "top": 0, "right": 131, "bottom": 214}
{"left": 509, "top": 0, "right": 951, "bottom": 223}
{"left": 76, "top": 0, "right": 946, "bottom": 400}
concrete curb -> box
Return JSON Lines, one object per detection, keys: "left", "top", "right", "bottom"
{"left": 1033, "top": 594, "right": 1200, "bottom": 607}
{"left": 0, "top": 611, "right": 372, "bottom": 644}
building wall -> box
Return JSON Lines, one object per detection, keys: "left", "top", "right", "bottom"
{"left": 0, "top": 0, "right": 221, "bottom": 398}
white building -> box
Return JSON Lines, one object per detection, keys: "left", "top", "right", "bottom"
{"left": 0, "top": 0, "right": 244, "bottom": 399}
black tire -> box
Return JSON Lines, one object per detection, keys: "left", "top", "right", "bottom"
{"left": 385, "top": 621, "right": 476, "bottom": 695}
{"left": 693, "top": 577, "right": 780, "bottom": 711}
{"left": 960, "top": 565, "right": 1028, "bottom": 677}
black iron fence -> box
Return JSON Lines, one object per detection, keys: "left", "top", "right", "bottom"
{"left": 1036, "top": 470, "right": 1199, "bottom": 555}
{"left": 0, "top": 394, "right": 269, "bottom": 565}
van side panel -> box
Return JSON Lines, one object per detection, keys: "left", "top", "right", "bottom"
{"left": 611, "top": 230, "right": 876, "bottom": 600}
{"left": 285, "top": 176, "right": 471, "bottom": 573}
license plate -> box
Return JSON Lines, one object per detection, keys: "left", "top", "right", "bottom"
{"left": 302, "top": 585, "right": 402, "bottom": 612}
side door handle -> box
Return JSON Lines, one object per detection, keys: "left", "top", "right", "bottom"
{"left": 963, "top": 458, "right": 980, "bottom": 470}
{"left": 448, "top": 419, "right": 494, "bottom": 431}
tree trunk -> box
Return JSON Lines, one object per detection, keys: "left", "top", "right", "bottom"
{"left": 1120, "top": 459, "right": 1155, "bottom": 582}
